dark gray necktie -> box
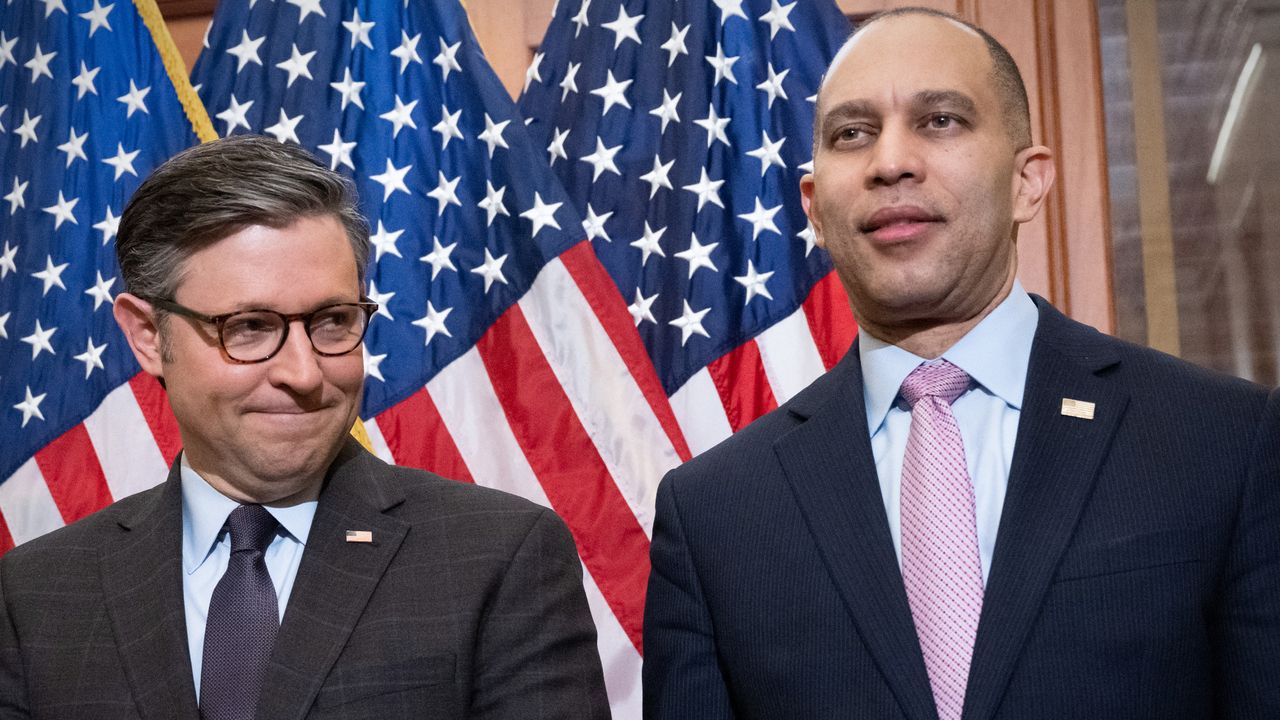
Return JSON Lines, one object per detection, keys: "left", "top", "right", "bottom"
{"left": 200, "top": 504, "right": 280, "bottom": 720}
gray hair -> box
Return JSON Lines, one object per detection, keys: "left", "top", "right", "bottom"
{"left": 116, "top": 135, "right": 371, "bottom": 302}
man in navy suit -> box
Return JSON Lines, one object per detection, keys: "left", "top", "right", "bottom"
{"left": 643, "top": 8, "right": 1280, "bottom": 719}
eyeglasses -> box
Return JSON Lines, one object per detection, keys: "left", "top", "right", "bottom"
{"left": 143, "top": 296, "right": 379, "bottom": 364}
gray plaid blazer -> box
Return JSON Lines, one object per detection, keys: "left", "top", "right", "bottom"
{"left": 0, "top": 439, "right": 611, "bottom": 719}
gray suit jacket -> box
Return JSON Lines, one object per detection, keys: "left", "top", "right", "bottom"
{"left": 0, "top": 439, "right": 611, "bottom": 719}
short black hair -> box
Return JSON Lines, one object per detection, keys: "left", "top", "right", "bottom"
{"left": 817, "top": 7, "right": 1032, "bottom": 150}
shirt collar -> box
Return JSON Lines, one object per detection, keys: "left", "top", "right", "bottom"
{"left": 859, "top": 281, "right": 1039, "bottom": 435}
{"left": 179, "top": 454, "right": 320, "bottom": 575}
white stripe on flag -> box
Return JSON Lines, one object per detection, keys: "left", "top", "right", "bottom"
{"left": 669, "top": 368, "right": 734, "bottom": 457}
{"left": 426, "top": 347, "right": 553, "bottom": 507}
{"left": 0, "top": 459, "right": 65, "bottom": 547}
{"left": 519, "top": 257, "right": 680, "bottom": 535}
{"left": 426, "top": 346, "right": 642, "bottom": 712}
{"left": 582, "top": 560, "right": 643, "bottom": 717}
{"left": 359, "top": 416, "right": 396, "bottom": 464}
{"left": 83, "top": 382, "right": 170, "bottom": 502}
{"left": 755, "top": 308, "right": 827, "bottom": 404}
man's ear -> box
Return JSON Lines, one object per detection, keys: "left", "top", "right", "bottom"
{"left": 112, "top": 293, "right": 165, "bottom": 378}
{"left": 799, "top": 172, "right": 827, "bottom": 249}
{"left": 1012, "top": 145, "right": 1056, "bottom": 224}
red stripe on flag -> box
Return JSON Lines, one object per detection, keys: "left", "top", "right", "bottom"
{"left": 802, "top": 271, "right": 857, "bottom": 370}
{"left": 559, "top": 242, "right": 692, "bottom": 462}
{"left": 707, "top": 341, "right": 780, "bottom": 433}
{"left": 128, "top": 372, "right": 183, "bottom": 464}
{"left": 476, "top": 303, "right": 651, "bottom": 654}
{"left": 0, "top": 512, "right": 14, "bottom": 555}
{"left": 375, "top": 389, "right": 474, "bottom": 484}
{"left": 33, "top": 424, "right": 114, "bottom": 524}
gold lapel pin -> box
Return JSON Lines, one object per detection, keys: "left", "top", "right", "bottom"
{"left": 346, "top": 530, "right": 374, "bottom": 543}
{"left": 1060, "top": 398, "right": 1096, "bottom": 420}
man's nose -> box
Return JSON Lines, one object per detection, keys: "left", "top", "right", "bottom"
{"left": 866, "top": 123, "right": 923, "bottom": 187}
{"left": 266, "top": 321, "right": 324, "bottom": 393}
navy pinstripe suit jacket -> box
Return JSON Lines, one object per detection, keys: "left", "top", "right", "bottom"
{"left": 0, "top": 440, "right": 611, "bottom": 719}
{"left": 644, "top": 297, "right": 1280, "bottom": 720}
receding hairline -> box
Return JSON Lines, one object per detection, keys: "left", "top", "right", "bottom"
{"left": 814, "top": 8, "right": 1032, "bottom": 150}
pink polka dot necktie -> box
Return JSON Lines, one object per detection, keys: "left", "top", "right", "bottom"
{"left": 899, "top": 360, "right": 983, "bottom": 720}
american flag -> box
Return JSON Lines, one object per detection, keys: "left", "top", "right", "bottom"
{"left": 520, "top": 0, "right": 855, "bottom": 458}
{"left": 0, "top": 1, "right": 205, "bottom": 550}
{"left": 192, "top": 0, "right": 688, "bottom": 714}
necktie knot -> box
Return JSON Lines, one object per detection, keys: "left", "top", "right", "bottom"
{"left": 900, "top": 360, "right": 970, "bottom": 408}
{"left": 225, "top": 504, "right": 278, "bottom": 554}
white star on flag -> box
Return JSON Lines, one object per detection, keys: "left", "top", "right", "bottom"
{"left": 343, "top": 8, "right": 375, "bottom": 49}
{"left": 582, "top": 204, "right": 613, "bottom": 242}
{"left": 674, "top": 233, "right": 719, "bottom": 278}
{"left": 628, "top": 288, "right": 659, "bottom": 326}
{"left": 14, "top": 387, "right": 47, "bottom": 428}
{"left": 426, "top": 171, "right": 462, "bottom": 215}
{"left": 419, "top": 237, "right": 458, "bottom": 279}
{"left": 317, "top": 130, "right": 356, "bottom": 171}
{"left": 276, "top": 44, "right": 316, "bottom": 87}
{"left": 227, "top": 30, "right": 265, "bottom": 71}
{"left": 116, "top": 80, "right": 151, "bottom": 117}
{"left": 580, "top": 137, "right": 622, "bottom": 181}
{"left": 470, "top": 248, "right": 509, "bottom": 292}
{"left": 42, "top": 193, "right": 79, "bottom": 230}
{"left": 369, "top": 221, "right": 404, "bottom": 261}
{"left": 21, "top": 319, "right": 57, "bottom": 359}
{"left": 630, "top": 221, "right": 667, "bottom": 265}
{"left": 380, "top": 96, "right": 419, "bottom": 138}
{"left": 734, "top": 260, "right": 775, "bottom": 303}
{"left": 590, "top": 70, "right": 632, "bottom": 115}
{"left": 78, "top": 0, "right": 115, "bottom": 37}
{"left": 390, "top": 31, "right": 423, "bottom": 74}
{"left": 669, "top": 300, "right": 711, "bottom": 345}
{"left": 411, "top": 301, "right": 452, "bottom": 346}
{"left": 73, "top": 337, "right": 108, "bottom": 378}
{"left": 519, "top": 193, "right": 562, "bottom": 236}
{"left": 737, "top": 198, "right": 783, "bottom": 240}
{"left": 601, "top": 6, "right": 643, "bottom": 49}
{"left": 215, "top": 94, "right": 253, "bottom": 134}
{"left": 264, "top": 109, "right": 303, "bottom": 143}
{"left": 370, "top": 159, "right": 412, "bottom": 200}
{"left": 435, "top": 38, "right": 462, "bottom": 82}
{"left": 94, "top": 207, "right": 121, "bottom": 244}
{"left": 84, "top": 271, "right": 116, "bottom": 309}
{"left": 330, "top": 68, "right": 366, "bottom": 110}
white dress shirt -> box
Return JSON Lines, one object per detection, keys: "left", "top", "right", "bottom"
{"left": 859, "top": 282, "right": 1039, "bottom": 585}
{"left": 180, "top": 457, "right": 317, "bottom": 698}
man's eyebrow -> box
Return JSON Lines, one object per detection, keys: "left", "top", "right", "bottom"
{"left": 818, "top": 99, "right": 877, "bottom": 132}
{"left": 912, "top": 90, "right": 978, "bottom": 115}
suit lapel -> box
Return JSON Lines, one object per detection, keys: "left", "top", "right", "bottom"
{"left": 99, "top": 461, "right": 200, "bottom": 720}
{"left": 963, "top": 301, "right": 1129, "bottom": 720}
{"left": 257, "top": 441, "right": 409, "bottom": 720}
{"left": 773, "top": 350, "right": 939, "bottom": 720}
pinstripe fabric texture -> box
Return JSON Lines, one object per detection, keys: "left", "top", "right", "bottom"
{"left": 899, "top": 360, "right": 982, "bottom": 720}
{"left": 644, "top": 296, "right": 1280, "bottom": 719}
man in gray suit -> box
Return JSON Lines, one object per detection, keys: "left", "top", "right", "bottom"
{"left": 0, "top": 136, "right": 611, "bottom": 719}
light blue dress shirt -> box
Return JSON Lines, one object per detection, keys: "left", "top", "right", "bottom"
{"left": 859, "top": 282, "right": 1038, "bottom": 585}
{"left": 180, "top": 457, "right": 318, "bottom": 699}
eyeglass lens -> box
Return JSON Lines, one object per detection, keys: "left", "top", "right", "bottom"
{"left": 221, "top": 305, "right": 367, "bottom": 361}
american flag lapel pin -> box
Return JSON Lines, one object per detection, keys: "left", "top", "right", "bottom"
{"left": 346, "top": 530, "right": 374, "bottom": 543}
{"left": 1060, "top": 398, "right": 1096, "bottom": 420}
